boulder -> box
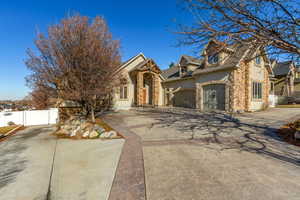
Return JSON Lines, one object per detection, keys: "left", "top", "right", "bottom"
{"left": 94, "top": 125, "right": 106, "bottom": 134}
{"left": 89, "top": 130, "right": 99, "bottom": 139}
{"left": 70, "top": 126, "right": 80, "bottom": 137}
{"left": 107, "top": 130, "right": 118, "bottom": 138}
{"left": 82, "top": 130, "right": 90, "bottom": 138}
{"left": 100, "top": 130, "right": 117, "bottom": 139}
{"left": 56, "top": 128, "right": 69, "bottom": 136}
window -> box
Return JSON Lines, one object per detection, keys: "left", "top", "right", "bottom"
{"left": 208, "top": 54, "right": 219, "bottom": 64}
{"left": 119, "top": 85, "right": 128, "bottom": 99}
{"left": 252, "top": 82, "right": 262, "bottom": 100}
{"left": 255, "top": 56, "right": 261, "bottom": 65}
{"left": 270, "top": 82, "right": 274, "bottom": 93}
{"left": 181, "top": 66, "right": 187, "bottom": 74}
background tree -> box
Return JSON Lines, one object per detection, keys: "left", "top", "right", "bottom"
{"left": 30, "top": 86, "right": 52, "bottom": 110}
{"left": 178, "top": 0, "right": 300, "bottom": 61}
{"left": 26, "top": 15, "right": 121, "bottom": 122}
{"left": 169, "top": 62, "right": 175, "bottom": 68}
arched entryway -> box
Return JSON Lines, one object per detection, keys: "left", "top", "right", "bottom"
{"left": 130, "top": 59, "right": 161, "bottom": 107}
{"left": 142, "top": 73, "right": 153, "bottom": 105}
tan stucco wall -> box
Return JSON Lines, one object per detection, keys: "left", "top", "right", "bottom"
{"left": 248, "top": 58, "right": 270, "bottom": 111}
{"left": 194, "top": 70, "right": 231, "bottom": 84}
{"left": 158, "top": 77, "right": 164, "bottom": 106}
{"left": 163, "top": 78, "right": 195, "bottom": 89}
{"left": 113, "top": 55, "right": 146, "bottom": 110}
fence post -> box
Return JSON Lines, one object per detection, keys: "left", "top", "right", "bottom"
{"left": 23, "top": 111, "right": 25, "bottom": 126}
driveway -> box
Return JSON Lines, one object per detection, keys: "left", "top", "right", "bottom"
{"left": 106, "top": 107, "right": 300, "bottom": 200}
{"left": 0, "top": 126, "right": 124, "bottom": 200}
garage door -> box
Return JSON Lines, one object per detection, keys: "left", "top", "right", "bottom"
{"left": 173, "top": 90, "right": 196, "bottom": 108}
{"left": 203, "top": 84, "right": 225, "bottom": 111}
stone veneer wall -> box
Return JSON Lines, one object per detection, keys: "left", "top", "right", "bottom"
{"left": 231, "top": 61, "right": 248, "bottom": 111}
{"left": 153, "top": 74, "right": 160, "bottom": 105}
{"left": 136, "top": 72, "right": 160, "bottom": 106}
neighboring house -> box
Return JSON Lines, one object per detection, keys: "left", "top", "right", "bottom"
{"left": 271, "top": 60, "right": 300, "bottom": 96}
{"left": 113, "top": 40, "right": 273, "bottom": 112}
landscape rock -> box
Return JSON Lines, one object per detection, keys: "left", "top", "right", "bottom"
{"left": 70, "top": 126, "right": 80, "bottom": 137}
{"left": 94, "top": 125, "right": 105, "bottom": 134}
{"left": 89, "top": 130, "right": 99, "bottom": 139}
{"left": 100, "top": 130, "right": 117, "bottom": 139}
{"left": 107, "top": 130, "right": 118, "bottom": 138}
{"left": 82, "top": 130, "right": 90, "bottom": 138}
{"left": 56, "top": 117, "right": 116, "bottom": 140}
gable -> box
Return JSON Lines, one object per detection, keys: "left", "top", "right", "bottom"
{"left": 114, "top": 53, "right": 147, "bottom": 74}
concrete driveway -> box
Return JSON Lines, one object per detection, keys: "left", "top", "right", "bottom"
{"left": 107, "top": 107, "right": 300, "bottom": 200}
{"left": 0, "top": 125, "right": 124, "bottom": 200}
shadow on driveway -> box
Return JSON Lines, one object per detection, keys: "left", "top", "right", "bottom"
{"left": 130, "top": 108, "right": 300, "bottom": 167}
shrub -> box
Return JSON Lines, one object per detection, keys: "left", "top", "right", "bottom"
{"left": 7, "top": 121, "right": 16, "bottom": 126}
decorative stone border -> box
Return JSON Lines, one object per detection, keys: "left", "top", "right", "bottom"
{"left": 103, "top": 115, "right": 146, "bottom": 200}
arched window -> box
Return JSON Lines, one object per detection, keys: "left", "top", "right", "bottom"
{"left": 208, "top": 54, "right": 219, "bottom": 64}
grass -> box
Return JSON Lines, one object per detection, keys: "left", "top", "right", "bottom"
{"left": 276, "top": 104, "right": 300, "bottom": 108}
{"left": 0, "top": 125, "right": 18, "bottom": 135}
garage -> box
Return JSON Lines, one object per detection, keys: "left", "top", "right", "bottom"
{"left": 173, "top": 89, "right": 196, "bottom": 108}
{"left": 203, "top": 84, "right": 225, "bottom": 111}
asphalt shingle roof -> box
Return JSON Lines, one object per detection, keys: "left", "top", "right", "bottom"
{"left": 161, "top": 65, "right": 180, "bottom": 80}
{"left": 273, "top": 61, "right": 293, "bottom": 76}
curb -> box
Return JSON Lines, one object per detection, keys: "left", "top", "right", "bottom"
{"left": 0, "top": 125, "right": 24, "bottom": 142}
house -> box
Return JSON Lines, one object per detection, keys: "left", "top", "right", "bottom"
{"left": 271, "top": 60, "right": 300, "bottom": 96}
{"left": 113, "top": 40, "right": 273, "bottom": 112}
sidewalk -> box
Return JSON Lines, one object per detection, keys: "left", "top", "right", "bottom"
{"left": 0, "top": 126, "right": 124, "bottom": 200}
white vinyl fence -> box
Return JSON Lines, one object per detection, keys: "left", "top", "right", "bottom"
{"left": 269, "top": 94, "right": 278, "bottom": 107}
{"left": 0, "top": 108, "right": 58, "bottom": 127}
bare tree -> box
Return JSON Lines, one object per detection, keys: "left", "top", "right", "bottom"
{"left": 178, "top": 0, "right": 300, "bottom": 61}
{"left": 26, "top": 15, "right": 121, "bottom": 122}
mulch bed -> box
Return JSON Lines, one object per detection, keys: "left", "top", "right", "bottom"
{"left": 277, "top": 120, "right": 300, "bottom": 147}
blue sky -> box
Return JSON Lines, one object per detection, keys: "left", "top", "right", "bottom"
{"left": 0, "top": 0, "right": 196, "bottom": 100}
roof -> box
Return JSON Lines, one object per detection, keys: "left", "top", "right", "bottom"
{"left": 181, "top": 55, "right": 202, "bottom": 65}
{"left": 273, "top": 61, "right": 293, "bottom": 76}
{"left": 113, "top": 53, "right": 146, "bottom": 74}
{"left": 161, "top": 65, "right": 180, "bottom": 80}
{"left": 128, "top": 58, "right": 161, "bottom": 73}
{"left": 193, "top": 43, "right": 250, "bottom": 75}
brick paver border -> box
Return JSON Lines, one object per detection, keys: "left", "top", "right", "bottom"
{"left": 103, "top": 115, "right": 146, "bottom": 200}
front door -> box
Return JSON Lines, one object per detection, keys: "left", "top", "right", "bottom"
{"left": 203, "top": 84, "right": 225, "bottom": 111}
{"left": 142, "top": 88, "right": 147, "bottom": 105}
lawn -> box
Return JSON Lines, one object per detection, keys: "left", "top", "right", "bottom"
{"left": 0, "top": 126, "right": 18, "bottom": 135}
{"left": 276, "top": 104, "right": 300, "bottom": 108}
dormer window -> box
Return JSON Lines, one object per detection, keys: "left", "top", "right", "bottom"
{"left": 208, "top": 54, "right": 219, "bottom": 64}
{"left": 255, "top": 55, "right": 261, "bottom": 65}
{"left": 181, "top": 66, "right": 187, "bottom": 74}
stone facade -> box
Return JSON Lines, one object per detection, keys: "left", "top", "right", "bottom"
{"left": 112, "top": 43, "right": 272, "bottom": 112}
{"left": 232, "top": 61, "right": 248, "bottom": 111}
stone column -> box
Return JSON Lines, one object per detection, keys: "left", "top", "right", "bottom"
{"left": 169, "top": 88, "right": 174, "bottom": 107}
{"left": 152, "top": 74, "right": 160, "bottom": 106}
{"left": 195, "top": 83, "right": 201, "bottom": 110}
{"left": 136, "top": 72, "right": 143, "bottom": 106}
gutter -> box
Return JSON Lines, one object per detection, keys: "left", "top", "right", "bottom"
{"left": 192, "top": 65, "right": 236, "bottom": 76}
